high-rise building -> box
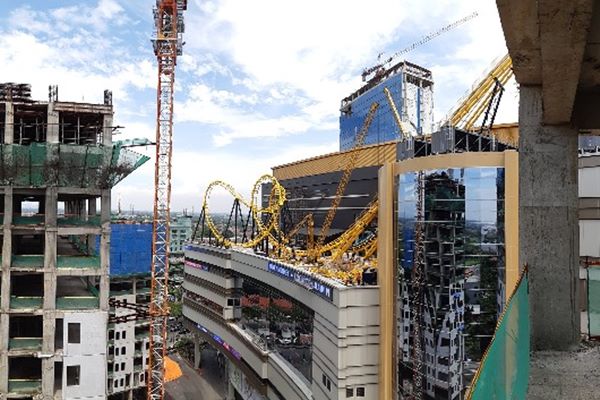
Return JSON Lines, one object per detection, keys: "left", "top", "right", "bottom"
{"left": 0, "top": 83, "right": 147, "bottom": 399}
{"left": 170, "top": 215, "right": 193, "bottom": 255}
{"left": 339, "top": 61, "right": 434, "bottom": 151}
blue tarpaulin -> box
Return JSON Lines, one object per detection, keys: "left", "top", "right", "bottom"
{"left": 96, "top": 223, "right": 152, "bottom": 276}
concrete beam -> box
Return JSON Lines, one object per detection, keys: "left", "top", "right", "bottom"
{"left": 539, "top": 0, "right": 594, "bottom": 124}
{"left": 496, "top": 0, "right": 542, "bottom": 84}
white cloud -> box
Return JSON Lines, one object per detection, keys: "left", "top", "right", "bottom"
{"left": 1, "top": 2, "right": 149, "bottom": 107}
{"left": 178, "top": 0, "right": 517, "bottom": 147}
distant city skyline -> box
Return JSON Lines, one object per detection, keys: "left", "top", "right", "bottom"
{"left": 0, "top": 0, "right": 517, "bottom": 213}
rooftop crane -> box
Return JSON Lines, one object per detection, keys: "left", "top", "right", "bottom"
{"left": 361, "top": 12, "right": 478, "bottom": 82}
{"left": 311, "top": 102, "right": 379, "bottom": 260}
{"left": 446, "top": 54, "right": 513, "bottom": 131}
{"left": 148, "top": 1, "right": 187, "bottom": 400}
{"left": 383, "top": 87, "right": 411, "bottom": 140}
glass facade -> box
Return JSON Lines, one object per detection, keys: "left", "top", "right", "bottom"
{"left": 339, "top": 73, "right": 404, "bottom": 151}
{"left": 237, "top": 277, "right": 314, "bottom": 381}
{"left": 397, "top": 167, "right": 506, "bottom": 400}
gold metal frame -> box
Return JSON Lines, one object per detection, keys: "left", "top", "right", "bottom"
{"left": 377, "top": 151, "right": 519, "bottom": 400}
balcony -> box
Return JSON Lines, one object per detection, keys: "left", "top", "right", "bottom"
{"left": 57, "top": 214, "right": 101, "bottom": 227}
{"left": 8, "top": 356, "right": 42, "bottom": 395}
{"left": 8, "top": 337, "right": 43, "bottom": 351}
{"left": 57, "top": 255, "right": 100, "bottom": 270}
{"left": 11, "top": 255, "right": 44, "bottom": 270}
{"left": 56, "top": 296, "right": 99, "bottom": 310}
{"left": 8, "top": 379, "right": 42, "bottom": 395}
{"left": 56, "top": 276, "right": 100, "bottom": 310}
{"left": 13, "top": 215, "right": 44, "bottom": 226}
{"left": 10, "top": 296, "right": 43, "bottom": 309}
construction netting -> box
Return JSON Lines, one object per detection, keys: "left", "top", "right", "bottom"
{"left": 0, "top": 143, "right": 149, "bottom": 188}
{"left": 467, "top": 269, "right": 529, "bottom": 400}
{"left": 588, "top": 267, "right": 600, "bottom": 337}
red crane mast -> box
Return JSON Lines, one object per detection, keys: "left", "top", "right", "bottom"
{"left": 148, "top": 1, "right": 186, "bottom": 399}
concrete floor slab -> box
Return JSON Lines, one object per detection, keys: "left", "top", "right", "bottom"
{"left": 528, "top": 341, "right": 600, "bottom": 399}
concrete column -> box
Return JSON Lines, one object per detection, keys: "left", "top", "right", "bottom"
{"left": 41, "top": 358, "right": 54, "bottom": 398}
{"left": 0, "top": 346, "right": 7, "bottom": 397}
{"left": 99, "top": 189, "right": 110, "bottom": 310}
{"left": 45, "top": 188, "right": 57, "bottom": 227}
{"left": 87, "top": 197, "right": 97, "bottom": 255}
{"left": 194, "top": 337, "right": 202, "bottom": 368}
{"left": 88, "top": 197, "right": 97, "bottom": 218}
{"left": 103, "top": 114, "right": 113, "bottom": 146}
{"left": 1, "top": 188, "right": 12, "bottom": 312}
{"left": 47, "top": 103, "right": 59, "bottom": 143}
{"left": 101, "top": 189, "right": 110, "bottom": 225}
{"left": 225, "top": 361, "right": 235, "bottom": 400}
{"left": 0, "top": 188, "right": 11, "bottom": 396}
{"left": 0, "top": 313, "right": 8, "bottom": 356}
{"left": 44, "top": 188, "right": 57, "bottom": 311}
{"left": 227, "top": 380, "right": 235, "bottom": 400}
{"left": 4, "top": 102, "right": 13, "bottom": 144}
{"left": 519, "top": 86, "right": 580, "bottom": 350}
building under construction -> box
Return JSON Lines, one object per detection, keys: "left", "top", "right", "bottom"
{"left": 0, "top": 83, "right": 148, "bottom": 399}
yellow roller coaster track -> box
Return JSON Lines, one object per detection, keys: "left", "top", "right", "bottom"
{"left": 199, "top": 174, "right": 379, "bottom": 271}
{"left": 201, "top": 174, "right": 286, "bottom": 249}
{"left": 448, "top": 54, "right": 513, "bottom": 130}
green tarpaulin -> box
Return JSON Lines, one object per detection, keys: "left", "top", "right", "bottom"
{"left": 467, "top": 270, "right": 529, "bottom": 400}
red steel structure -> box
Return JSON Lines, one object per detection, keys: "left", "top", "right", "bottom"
{"left": 149, "top": 1, "right": 186, "bottom": 399}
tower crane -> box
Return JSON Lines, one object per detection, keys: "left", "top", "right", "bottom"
{"left": 148, "top": 1, "right": 187, "bottom": 400}
{"left": 361, "top": 12, "right": 478, "bottom": 82}
{"left": 445, "top": 54, "right": 513, "bottom": 132}
{"left": 383, "top": 87, "right": 411, "bottom": 140}
{"left": 311, "top": 102, "right": 379, "bottom": 260}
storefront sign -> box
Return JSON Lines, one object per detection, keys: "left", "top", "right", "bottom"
{"left": 195, "top": 322, "right": 241, "bottom": 360}
{"left": 267, "top": 261, "right": 334, "bottom": 301}
{"left": 185, "top": 259, "right": 209, "bottom": 271}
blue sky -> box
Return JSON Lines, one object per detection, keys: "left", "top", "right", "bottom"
{"left": 0, "top": 0, "right": 516, "bottom": 212}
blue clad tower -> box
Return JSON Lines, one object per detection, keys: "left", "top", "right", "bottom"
{"left": 339, "top": 61, "right": 434, "bottom": 151}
